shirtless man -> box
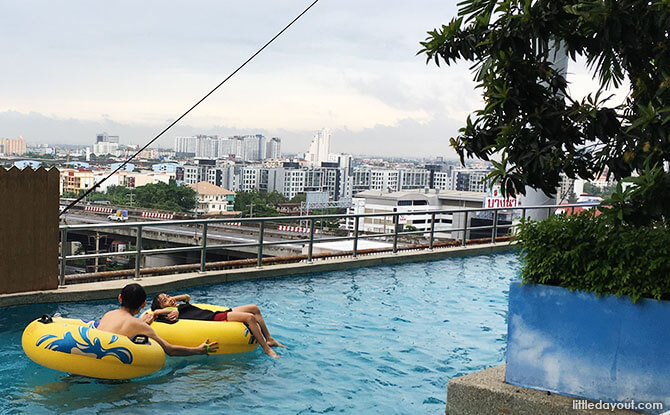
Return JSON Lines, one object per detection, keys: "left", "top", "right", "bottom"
{"left": 97, "top": 283, "right": 218, "bottom": 356}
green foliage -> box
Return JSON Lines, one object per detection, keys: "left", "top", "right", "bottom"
{"left": 419, "top": 0, "right": 670, "bottom": 222}
{"left": 583, "top": 182, "right": 616, "bottom": 199}
{"left": 67, "top": 183, "right": 195, "bottom": 212}
{"left": 234, "top": 190, "right": 287, "bottom": 217}
{"left": 24, "top": 152, "right": 54, "bottom": 159}
{"left": 134, "top": 182, "right": 196, "bottom": 212}
{"left": 290, "top": 193, "right": 306, "bottom": 204}
{"left": 518, "top": 211, "right": 670, "bottom": 302}
{"left": 601, "top": 163, "right": 670, "bottom": 227}
{"left": 88, "top": 185, "right": 132, "bottom": 206}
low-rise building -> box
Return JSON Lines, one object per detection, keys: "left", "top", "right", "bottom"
{"left": 60, "top": 168, "right": 95, "bottom": 195}
{"left": 343, "top": 189, "right": 486, "bottom": 240}
{"left": 189, "top": 181, "right": 235, "bottom": 214}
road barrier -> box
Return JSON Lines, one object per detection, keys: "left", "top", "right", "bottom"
{"left": 277, "top": 225, "right": 319, "bottom": 234}
{"left": 84, "top": 206, "right": 113, "bottom": 214}
{"left": 141, "top": 212, "right": 174, "bottom": 220}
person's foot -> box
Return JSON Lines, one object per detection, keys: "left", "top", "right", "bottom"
{"left": 264, "top": 348, "right": 280, "bottom": 358}
{"left": 267, "top": 338, "right": 287, "bottom": 348}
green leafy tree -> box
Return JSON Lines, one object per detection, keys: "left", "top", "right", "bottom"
{"left": 134, "top": 182, "right": 195, "bottom": 212}
{"left": 289, "top": 193, "right": 306, "bottom": 204}
{"left": 582, "top": 182, "right": 615, "bottom": 198}
{"left": 233, "top": 190, "right": 283, "bottom": 217}
{"left": 420, "top": 0, "right": 669, "bottom": 225}
{"left": 265, "top": 191, "right": 289, "bottom": 206}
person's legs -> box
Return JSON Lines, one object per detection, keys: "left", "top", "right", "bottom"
{"left": 231, "top": 304, "right": 286, "bottom": 348}
{"left": 226, "top": 311, "right": 278, "bottom": 358}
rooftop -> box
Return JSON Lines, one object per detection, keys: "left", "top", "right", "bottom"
{"left": 189, "top": 181, "right": 235, "bottom": 195}
{"left": 355, "top": 189, "right": 486, "bottom": 202}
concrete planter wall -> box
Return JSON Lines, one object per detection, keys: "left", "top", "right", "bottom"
{"left": 505, "top": 281, "right": 670, "bottom": 412}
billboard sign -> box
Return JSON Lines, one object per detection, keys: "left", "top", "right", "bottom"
{"left": 484, "top": 186, "right": 521, "bottom": 209}
{"left": 306, "top": 191, "right": 329, "bottom": 205}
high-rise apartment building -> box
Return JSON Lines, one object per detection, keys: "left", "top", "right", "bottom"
{"left": 176, "top": 134, "right": 277, "bottom": 161}
{"left": 92, "top": 141, "right": 120, "bottom": 156}
{"left": 175, "top": 135, "right": 218, "bottom": 158}
{"left": 175, "top": 136, "right": 198, "bottom": 156}
{"left": 450, "top": 168, "right": 492, "bottom": 192}
{"left": 197, "top": 135, "right": 219, "bottom": 159}
{"left": 306, "top": 128, "right": 331, "bottom": 166}
{"left": 241, "top": 134, "right": 267, "bottom": 161}
{"left": 0, "top": 137, "right": 26, "bottom": 155}
{"left": 398, "top": 169, "right": 430, "bottom": 191}
{"left": 96, "top": 132, "right": 119, "bottom": 143}
{"left": 369, "top": 169, "right": 400, "bottom": 192}
{"left": 433, "top": 171, "right": 452, "bottom": 190}
{"left": 266, "top": 137, "right": 282, "bottom": 159}
{"left": 328, "top": 153, "right": 352, "bottom": 174}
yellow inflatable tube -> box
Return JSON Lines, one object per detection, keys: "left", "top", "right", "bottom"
{"left": 151, "top": 304, "right": 258, "bottom": 355}
{"left": 22, "top": 315, "right": 165, "bottom": 379}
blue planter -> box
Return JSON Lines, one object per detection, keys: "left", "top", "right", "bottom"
{"left": 505, "top": 281, "right": 670, "bottom": 413}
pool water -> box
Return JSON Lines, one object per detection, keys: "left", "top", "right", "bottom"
{"left": 1, "top": 252, "right": 520, "bottom": 414}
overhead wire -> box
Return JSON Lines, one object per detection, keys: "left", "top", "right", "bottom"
{"left": 60, "top": 0, "right": 321, "bottom": 217}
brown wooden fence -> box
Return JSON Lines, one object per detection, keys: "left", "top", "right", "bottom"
{"left": 0, "top": 167, "right": 59, "bottom": 294}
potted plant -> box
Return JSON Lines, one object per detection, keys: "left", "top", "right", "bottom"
{"left": 420, "top": 0, "right": 669, "bottom": 410}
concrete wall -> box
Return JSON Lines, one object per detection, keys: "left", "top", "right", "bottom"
{"left": 0, "top": 167, "right": 59, "bottom": 293}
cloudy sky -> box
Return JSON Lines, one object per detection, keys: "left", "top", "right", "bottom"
{"left": 0, "top": 1, "right": 615, "bottom": 157}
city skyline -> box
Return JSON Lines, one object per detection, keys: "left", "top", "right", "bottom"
{"left": 1, "top": 1, "right": 624, "bottom": 157}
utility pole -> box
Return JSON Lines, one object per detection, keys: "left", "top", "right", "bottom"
{"left": 249, "top": 203, "right": 255, "bottom": 218}
{"left": 194, "top": 181, "right": 199, "bottom": 219}
{"left": 299, "top": 202, "right": 304, "bottom": 228}
{"left": 94, "top": 232, "right": 100, "bottom": 273}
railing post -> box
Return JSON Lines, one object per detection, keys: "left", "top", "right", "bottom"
{"left": 353, "top": 216, "right": 359, "bottom": 258}
{"left": 200, "top": 222, "right": 208, "bottom": 272}
{"left": 429, "top": 212, "right": 436, "bottom": 250}
{"left": 521, "top": 208, "right": 526, "bottom": 222}
{"left": 134, "top": 225, "right": 143, "bottom": 280}
{"left": 462, "top": 211, "right": 469, "bottom": 247}
{"left": 59, "top": 229, "right": 67, "bottom": 287}
{"left": 392, "top": 214, "right": 399, "bottom": 254}
{"left": 307, "top": 218, "right": 315, "bottom": 263}
{"left": 491, "top": 210, "right": 499, "bottom": 243}
{"left": 257, "top": 221, "right": 264, "bottom": 268}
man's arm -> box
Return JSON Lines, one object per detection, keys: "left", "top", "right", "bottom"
{"left": 132, "top": 320, "right": 217, "bottom": 356}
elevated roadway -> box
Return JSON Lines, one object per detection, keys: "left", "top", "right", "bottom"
{"left": 62, "top": 212, "right": 313, "bottom": 257}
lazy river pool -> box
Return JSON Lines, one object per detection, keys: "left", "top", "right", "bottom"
{"left": 1, "top": 252, "right": 520, "bottom": 414}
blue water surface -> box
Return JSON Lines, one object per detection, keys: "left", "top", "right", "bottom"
{"left": 1, "top": 252, "right": 520, "bottom": 414}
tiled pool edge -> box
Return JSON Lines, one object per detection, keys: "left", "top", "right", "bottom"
{"left": 1, "top": 242, "right": 516, "bottom": 308}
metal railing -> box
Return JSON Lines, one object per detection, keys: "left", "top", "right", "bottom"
{"left": 58, "top": 203, "right": 597, "bottom": 287}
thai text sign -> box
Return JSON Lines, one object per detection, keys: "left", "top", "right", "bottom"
{"left": 484, "top": 187, "right": 521, "bottom": 209}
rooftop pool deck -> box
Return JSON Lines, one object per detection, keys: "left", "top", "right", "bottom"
{"left": 1, "top": 251, "right": 520, "bottom": 414}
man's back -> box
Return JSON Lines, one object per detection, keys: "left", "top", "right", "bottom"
{"left": 98, "top": 309, "right": 147, "bottom": 338}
